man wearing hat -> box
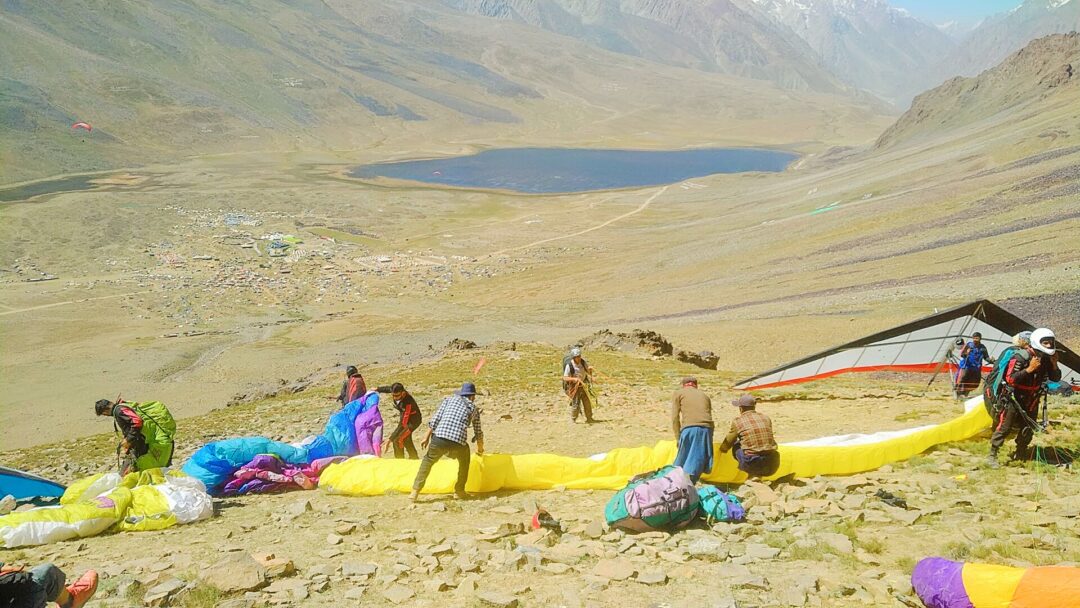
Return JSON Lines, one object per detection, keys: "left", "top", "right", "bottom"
{"left": 718, "top": 394, "right": 779, "bottom": 478}
{"left": 410, "top": 382, "right": 485, "bottom": 500}
{"left": 562, "top": 347, "right": 596, "bottom": 423}
{"left": 671, "top": 377, "right": 714, "bottom": 483}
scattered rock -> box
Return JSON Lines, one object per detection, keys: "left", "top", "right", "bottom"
{"left": 583, "top": 520, "right": 605, "bottom": 539}
{"left": 636, "top": 570, "right": 667, "bottom": 585}
{"left": 446, "top": 338, "right": 477, "bottom": 350}
{"left": 687, "top": 537, "right": 729, "bottom": 561}
{"left": 342, "top": 562, "right": 379, "bottom": 577}
{"left": 591, "top": 558, "right": 636, "bottom": 581}
{"left": 476, "top": 590, "right": 520, "bottom": 607}
{"left": 143, "top": 578, "right": 186, "bottom": 607}
{"left": 200, "top": 554, "right": 267, "bottom": 593}
{"left": 382, "top": 583, "right": 415, "bottom": 604}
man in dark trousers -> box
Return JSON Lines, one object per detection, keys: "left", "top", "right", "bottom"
{"left": 955, "top": 332, "right": 995, "bottom": 397}
{"left": 671, "top": 377, "right": 714, "bottom": 483}
{"left": 336, "top": 365, "right": 367, "bottom": 405}
{"left": 987, "top": 327, "right": 1061, "bottom": 468}
{"left": 0, "top": 561, "right": 97, "bottom": 608}
{"left": 409, "top": 382, "right": 484, "bottom": 501}
{"left": 94, "top": 399, "right": 175, "bottom": 474}
{"left": 378, "top": 383, "right": 422, "bottom": 459}
{"left": 718, "top": 394, "right": 780, "bottom": 478}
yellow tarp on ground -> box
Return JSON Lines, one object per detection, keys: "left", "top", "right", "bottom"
{"left": 320, "top": 403, "right": 992, "bottom": 496}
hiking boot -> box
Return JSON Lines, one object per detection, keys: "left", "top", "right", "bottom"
{"left": 455, "top": 490, "right": 472, "bottom": 500}
{"left": 408, "top": 489, "right": 419, "bottom": 502}
{"left": 985, "top": 450, "right": 1000, "bottom": 469}
{"left": 63, "top": 570, "right": 98, "bottom": 608}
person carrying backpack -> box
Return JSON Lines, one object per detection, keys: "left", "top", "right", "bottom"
{"left": 562, "top": 348, "right": 596, "bottom": 424}
{"left": 955, "top": 332, "right": 994, "bottom": 397}
{"left": 986, "top": 328, "right": 1061, "bottom": 468}
{"left": 378, "top": 383, "right": 422, "bottom": 459}
{"left": 336, "top": 365, "right": 367, "bottom": 405}
{"left": 94, "top": 398, "right": 176, "bottom": 474}
{"left": 0, "top": 561, "right": 97, "bottom": 608}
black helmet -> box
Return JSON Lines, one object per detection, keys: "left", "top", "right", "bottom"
{"left": 346, "top": 365, "right": 359, "bottom": 377}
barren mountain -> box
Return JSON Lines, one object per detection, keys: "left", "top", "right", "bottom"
{"left": 944, "top": 0, "right": 1080, "bottom": 78}
{"left": 876, "top": 33, "right": 1080, "bottom": 149}
{"left": 738, "top": 0, "right": 956, "bottom": 105}
{"left": 443, "top": 0, "right": 849, "bottom": 93}
{"left": 0, "top": 0, "right": 882, "bottom": 183}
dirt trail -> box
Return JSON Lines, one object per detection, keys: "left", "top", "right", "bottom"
{"left": 0, "top": 289, "right": 153, "bottom": 316}
{"left": 485, "top": 186, "right": 668, "bottom": 258}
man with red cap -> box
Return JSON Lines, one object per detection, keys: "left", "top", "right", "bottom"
{"left": 671, "top": 377, "right": 714, "bottom": 483}
{"left": 719, "top": 394, "right": 780, "bottom": 478}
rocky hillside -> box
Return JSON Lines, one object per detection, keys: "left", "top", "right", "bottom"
{"left": 443, "top": 0, "right": 849, "bottom": 93}
{"left": 876, "top": 33, "right": 1080, "bottom": 149}
{"left": 943, "top": 0, "right": 1080, "bottom": 78}
{"left": 738, "top": 0, "right": 956, "bottom": 105}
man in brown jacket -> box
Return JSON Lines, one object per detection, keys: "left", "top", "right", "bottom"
{"left": 671, "top": 377, "right": 714, "bottom": 483}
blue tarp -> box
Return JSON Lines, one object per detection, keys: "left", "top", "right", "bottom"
{"left": 0, "top": 466, "right": 66, "bottom": 500}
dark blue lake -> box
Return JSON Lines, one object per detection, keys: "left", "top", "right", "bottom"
{"left": 350, "top": 147, "right": 798, "bottom": 194}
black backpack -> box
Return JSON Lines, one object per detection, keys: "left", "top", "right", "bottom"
{"left": 0, "top": 569, "right": 37, "bottom": 607}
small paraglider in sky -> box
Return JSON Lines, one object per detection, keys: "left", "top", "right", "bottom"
{"left": 71, "top": 122, "right": 92, "bottom": 133}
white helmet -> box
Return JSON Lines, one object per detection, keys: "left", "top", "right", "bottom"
{"left": 1030, "top": 328, "right": 1056, "bottom": 356}
{"left": 570, "top": 347, "right": 582, "bottom": 357}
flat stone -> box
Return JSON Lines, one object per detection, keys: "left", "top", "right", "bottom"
{"left": 584, "top": 520, "right": 605, "bottom": 539}
{"left": 143, "top": 578, "right": 186, "bottom": 606}
{"left": 327, "top": 533, "right": 344, "bottom": 545}
{"left": 745, "top": 543, "right": 781, "bottom": 560}
{"left": 200, "top": 554, "right": 267, "bottom": 593}
{"left": 816, "top": 533, "right": 854, "bottom": 554}
{"left": 344, "top": 587, "right": 366, "bottom": 601}
{"left": 286, "top": 499, "right": 312, "bottom": 516}
{"left": 382, "top": 583, "right": 415, "bottom": 604}
{"left": 542, "top": 562, "right": 572, "bottom": 574}
{"left": 476, "top": 590, "right": 520, "bottom": 607}
{"left": 342, "top": 562, "right": 378, "bottom": 577}
{"left": 636, "top": 570, "right": 667, "bottom": 585}
{"left": 335, "top": 523, "right": 357, "bottom": 536}
{"left": 687, "top": 537, "right": 729, "bottom": 561}
{"left": 319, "top": 549, "right": 343, "bottom": 559}
{"left": 591, "top": 558, "right": 636, "bottom": 581}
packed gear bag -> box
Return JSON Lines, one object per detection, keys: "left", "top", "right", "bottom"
{"left": 982, "top": 348, "right": 1029, "bottom": 417}
{"left": 697, "top": 485, "right": 746, "bottom": 523}
{"left": 604, "top": 466, "right": 700, "bottom": 532}
{"left": 0, "top": 568, "right": 36, "bottom": 601}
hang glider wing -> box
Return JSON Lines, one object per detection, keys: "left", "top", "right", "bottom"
{"left": 735, "top": 300, "right": 1079, "bottom": 390}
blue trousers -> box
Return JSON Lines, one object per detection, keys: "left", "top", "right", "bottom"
{"left": 673, "top": 426, "right": 714, "bottom": 483}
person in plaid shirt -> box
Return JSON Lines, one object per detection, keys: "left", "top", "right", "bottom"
{"left": 718, "top": 394, "right": 779, "bottom": 478}
{"left": 409, "top": 382, "right": 484, "bottom": 501}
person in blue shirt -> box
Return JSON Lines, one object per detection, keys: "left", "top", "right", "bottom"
{"left": 955, "top": 332, "right": 994, "bottom": 398}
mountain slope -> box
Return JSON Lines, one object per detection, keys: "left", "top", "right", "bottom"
{"left": 443, "top": 0, "right": 849, "bottom": 93}
{"left": 738, "top": 0, "right": 956, "bottom": 105}
{"left": 876, "top": 33, "right": 1080, "bottom": 149}
{"left": 944, "top": 0, "right": 1080, "bottom": 78}
{"left": 0, "top": 0, "right": 887, "bottom": 184}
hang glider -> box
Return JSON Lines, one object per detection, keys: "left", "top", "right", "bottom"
{"left": 735, "top": 300, "right": 1079, "bottom": 391}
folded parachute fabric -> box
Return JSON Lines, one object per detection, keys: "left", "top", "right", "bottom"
{"left": 221, "top": 455, "right": 346, "bottom": 496}
{"left": 182, "top": 391, "right": 381, "bottom": 495}
{"left": 320, "top": 399, "right": 991, "bottom": 496}
{"left": 182, "top": 437, "right": 311, "bottom": 493}
{"left": 911, "top": 557, "right": 1080, "bottom": 607}
{"left": 0, "top": 469, "right": 212, "bottom": 548}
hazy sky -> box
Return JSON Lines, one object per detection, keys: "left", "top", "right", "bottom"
{"left": 891, "top": 0, "right": 1022, "bottom": 24}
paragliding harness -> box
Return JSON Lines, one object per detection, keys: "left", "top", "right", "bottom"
{"left": 561, "top": 354, "right": 590, "bottom": 394}
{"left": 982, "top": 347, "right": 1030, "bottom": 420}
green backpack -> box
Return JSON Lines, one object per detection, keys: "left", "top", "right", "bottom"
{"left": 129, "top": 401, "right": 177, "bottom": 470}
{"left": 982, "top": 348, "right": 1030, "bottom": 417}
